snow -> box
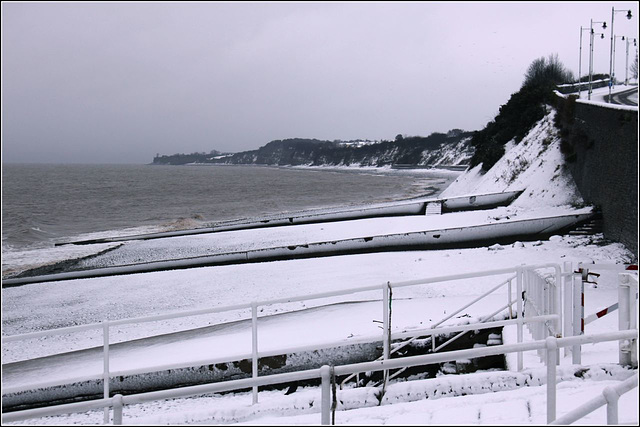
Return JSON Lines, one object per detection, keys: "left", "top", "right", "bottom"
{"left": 66, "top": 203, "right": 590, "bottom": 269}
{"left": 441, "top": 107, "right": 583, "bottom": 209}
{"left": 2, "top": 106, "right": 638, "bottom": 425}
{"left": 0, "top": 243, "right": 123, "bottom": 278}
{"left": 556, "top": 84, "right": 639, "bottom": 110}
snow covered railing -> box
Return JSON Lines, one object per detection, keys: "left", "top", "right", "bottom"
{"left": 550, "top": 373, "right": 638, "bottom": 425}
{"left": 2, "top": 330, "right": 637, "bottom": 425}
{"left": 522, "top": 268, "right": 561, "bottom": 362}
{"left": 340, "top": 273, "right": 519, "bottom": 387}
{"left": 2, "top": 264, "right": 570, "bottom": 419}
{"left": 562, "top": 262, "right": 638, "bottom": 365}
{"left": 618, "top": 273, "right": 638, "bottom": 368}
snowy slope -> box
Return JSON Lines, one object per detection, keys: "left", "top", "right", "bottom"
{"left": 441, "top": 107, "right": 583, "bottom": 209}
{"left": 2, "top": 105, "right": 637, "bottom": 425}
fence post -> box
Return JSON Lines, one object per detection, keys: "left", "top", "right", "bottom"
{"left": 602, "top": 386, "right": 619, "bottom": 424}
{"left": 618, "top": 274, "right": 633, "bottom": 367}
{"left": 112, "top": 394, "right": 123, "bottom": 425}
{"left": 320, "top": 365, "right": 331, "bottom": 425}
{"left": 563, "top": 262, "right": 573, "bottom": 358}
{"left": 103, "top": 320, "right": 110, "bottom": 424}
{"left": 382, "top": 282, "right": 390, "bottom": 388}
{"left": 251, "top": 302, "right": 259, "bottom": 404}
{"left": 629, "top": 275, "right": 638, "bottom": 368}
{"left": 516, "top": 266, "right": 523, "bottom": 371}
{"left": 554, "top": 265, "right": 562, "bottom": 340}
{"left": 580, "top": 268, "right": 587, "bottom": 335}
{"left": 508, "top": 278, "right": 513, "bottom": 319}
{"left": 572, "top": 270, "right": 582, "bottom": 365}
{"left": 546, "top": 336, "right": 558, "bottom": 423}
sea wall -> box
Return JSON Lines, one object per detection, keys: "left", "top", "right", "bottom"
{"left": 555, "top": 93, "right": 638, "bottom": 257}
{"left": 555, "top": 79, "right": 610, "bottom": 95}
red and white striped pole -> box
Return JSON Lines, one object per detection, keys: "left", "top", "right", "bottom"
{"left": 585, "top": 303, "right": 619, "bottom": 325}
{"left": 580, "top": 268, "right": 589, "bottom": 334}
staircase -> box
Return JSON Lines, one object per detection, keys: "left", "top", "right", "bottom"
{"left": 568, "top": 208, "right": 603, "bottom": 236}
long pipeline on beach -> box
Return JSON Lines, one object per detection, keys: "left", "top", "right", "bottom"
{"left": 2, "top": 211, "right": 592, "bottom": 287}
{"left": 54, "top": 191, "right": 524, "bottom": 246}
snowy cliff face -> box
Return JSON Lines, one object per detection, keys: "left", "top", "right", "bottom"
{"left": 440, "top": 107, "right": 583, "bottom": 208}
{"left": 422, "top": 136, "right": 473, "bottom": 166}
{"left": 225, "top": 132, "right": 475, "bottom": 167}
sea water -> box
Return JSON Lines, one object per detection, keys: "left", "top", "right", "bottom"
{"left": 2, "top": 164, "right": 457, "bottom": 254}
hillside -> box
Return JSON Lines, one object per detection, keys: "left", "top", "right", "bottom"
{"left": 3, "top": 106, "right": 637, "bottom": 425}
{"left": 441, "top": 105, "right": 583, "bottom": 209}
{"left": 152, "top": 150, "right": 232, "bottom": 165}
{"left": 151, "top": 130, "right": 474, "bottom": 167}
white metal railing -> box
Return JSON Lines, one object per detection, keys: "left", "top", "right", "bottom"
{"left": 618, "top": 273, "right": 638, "bottom": 368}
{"left": 550, "top": 373, "right": 638, "bottom": 425}
{"left": 2, "top": 330, "right": 636, "bottom": 425}
{"left": 561, "top": 262, "right": 638, "bottom": 365}
{"left": 2, "top": 262, "right": 637, "bottom": 425}
{"left": 522, "top": 268, "right": 561, "bottom": 362}
{"left": 340, "top": 273, "right": 518, "bottom": 388}
{"left": 3, "top": 265, "right": 542, "bottom": 403}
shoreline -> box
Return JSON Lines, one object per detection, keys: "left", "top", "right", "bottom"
{"left": 152, "top": 161, "right": 467, "bottom": 176}
{"left": 2, "top": 167, "right": 459, "bottom": 279}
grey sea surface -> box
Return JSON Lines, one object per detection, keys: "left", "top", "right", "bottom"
{"left": 2, "top": 164, "right": 458, "bottom": 255}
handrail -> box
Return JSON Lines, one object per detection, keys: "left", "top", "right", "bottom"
{"left": 340, "top": 274, "right": 517, "bottom": 387}
{"left": 431, "top": 275, "right": 517, "bottom": 329}
{"left": 2, "top": 314, "right": 558, "bottom": 396}
{"left": 550, "top": 373, "right": 638, "bottom": 425}
{"left": 2, "top": 329, "right": 636, "bottom": 425}
{"left": 3, "top": 266, "right": 526, "bottom": 343}
{"left": 3, "top": 264, "right": 561, "bottom": 406}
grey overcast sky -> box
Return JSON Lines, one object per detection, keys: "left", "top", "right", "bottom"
{"left": 2, "top": 2, "right": 638, "bottom": 164}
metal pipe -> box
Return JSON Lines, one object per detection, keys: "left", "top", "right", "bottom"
{"left": 103, "top": 320, "right": 110, "bottom": 425}
{"left": 573, "top": 270, "right": 583, "bottom": 364}
{"left": 382, "top": 282, "right": 390, "bottom": 389}
{"left": 517, "top": 267, "right": 523, "bottom": 371}
{"left": 546, "top": 337, "right": 558, "bottom": 423}
{"left": 432, "top": 299, "right": 517, "bottom": 353}
{"left": 603, "top": 386, "right": 619, "bottom": 424}
{"left": 4, "top": 331, "right": 637, "bottom": 424}
{"left": 112, "top": 394, "right": 123, "bottom": 425}
{"left": 609, "top": 7, "right": 615, "bottom": 100}
{"left": 618, "top": 274, "right": 631, "bottom": 366}
{"left": 3, "top": 266, "right": 529, "bottom": 344}
{"left": 320, "top": 365, "right": 331, "bottom": 425}
{"left": 551, "top": 374, "right": 638, "bottom": 425}
{"left": 431, "top": 275, "right": 514, "bottom": 329}
{"left": 589, "top": 19, "right": 595, "bottom": 99}
{"left": 563, "top": 263, "right": 573, "bottom": 358}
{"left": 252, "top": 303, "right": 259, "bottom": 404}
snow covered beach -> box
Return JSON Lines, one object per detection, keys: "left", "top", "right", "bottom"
{"left": 2, "top": 109, "right": 638, "bottom": 424}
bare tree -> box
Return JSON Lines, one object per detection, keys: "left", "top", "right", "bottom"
{"left": 522, "top": 53, "right": 575, "bottom": 88}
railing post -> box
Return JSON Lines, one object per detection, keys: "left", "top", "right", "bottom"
{"left": 617, "top": 274, "right": 633, "bottom": 367}
{"left": 563, "top": 262, "right": 573, "bottom": 358}
{"left": 112, "top": 394, "right": 123, "bottom": 425}
{"left": 554, "top": 265, "right": 562, "bottom": 339}
{"left": 251, "top": 302, "right": 259, "bottom": 404}
{"left": 629, "top": 275, "right": 638, "bottom": 368}
{"left": 382, "top": 282, "right": 390, "bottom": 388}
{"left": 508, "top": 278, "right": 513, "bottom": 319}
{"left": 602, "top": 386, "right": 619, "bottom": 424}
{"left": 572, "top": 270, "right": 582, "bottom": 365}
{"left": 516, "top": 266, "right": 523, "bottom": 371}
{"left": 103, "top": 320, "right": 110, "bottom": 424}
{"left": 580, "top": 268, "right": 587, "bottom": 335}
{"left": 546, "top": 336, "right": 558, "bottom": 423}
{"left": 320, "top": 365, "right": 331, "bottom": 425}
